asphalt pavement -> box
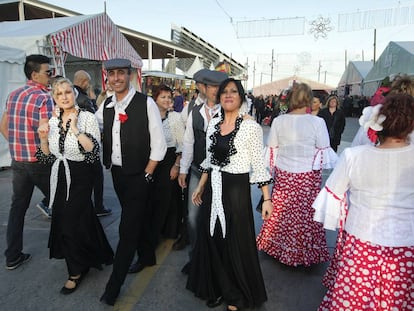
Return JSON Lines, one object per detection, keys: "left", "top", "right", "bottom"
{"left": 0, "top": 117, "right": 360, "bottom": 311}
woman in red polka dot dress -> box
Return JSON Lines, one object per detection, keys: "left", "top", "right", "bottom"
{"left": 313, "top": 94, "right": 414, "bottom": 310}
{"left": 256, "top": 83, "right": 338, "bottom": 266}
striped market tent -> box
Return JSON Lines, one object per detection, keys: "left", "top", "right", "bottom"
{"left": 0, "top": 13, "right": 142, "bottom": 74}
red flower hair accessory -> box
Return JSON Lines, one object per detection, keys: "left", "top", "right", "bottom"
{"left": 119, "top": 113, "right": 128, "bottom": 124}
{"left": 359, "top": 104, "right": 386, "bottom": 143}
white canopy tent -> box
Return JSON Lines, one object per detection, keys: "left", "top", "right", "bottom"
{"left": 0, "top": 13, "right": 144, "bottom": 166}
{"left": 0, "top": 45, "right": 26, "bottom": 167}
{"left": 363, "top": 41, "right": 414, "bottom": 96}
{"left": 337, "top": 61, "right": 373, "bottom": 97}
{"left": 0, "top": 13, "right": 143, "bottom": 82}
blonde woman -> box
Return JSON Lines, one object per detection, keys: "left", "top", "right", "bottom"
{"left": 37, "top": 78, "right": 113, "bottom": 294}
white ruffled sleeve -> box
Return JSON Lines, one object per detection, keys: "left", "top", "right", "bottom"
{"left": 264, "top": 119, "right": 279, "bottom": 176}
{"left": 247, "top": 121, "right": 272, "bottom": 184}
{"left": 312, "top": 186, "right": 346, "bottom": 230}
{"left": 313, "top": 149, "right": 351, "bottom": 230}
{"left": 313, "top": 117, "right": 338, "bottom": 170}
{"left": 313, "top": 146, "right": 338, "bottom": 170}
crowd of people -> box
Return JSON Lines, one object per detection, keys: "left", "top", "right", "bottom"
{"left": 0, "top": 54, "right": 413, "bottom": 310}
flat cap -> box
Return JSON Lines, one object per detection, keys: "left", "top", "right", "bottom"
{"left": 104, "top": 58, "right": 131, "bottom": 70}
{"left": 202, "top": 70, "right": 228, "bottom": 86}
{"left": 193, "top": 68, "right": 210, "bottom": 83}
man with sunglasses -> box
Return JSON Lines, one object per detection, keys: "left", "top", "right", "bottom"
{"left": 0, "top": 54, "right": 54, "bottom": 270}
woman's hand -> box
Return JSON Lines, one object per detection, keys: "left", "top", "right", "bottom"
{"left": 37, "top": 122, "right": 49, "bottom": 141}
{"left": 261, "top": 200, "right": 273, "bottom": 220}
{"left": 191, "top": 184, "right": 204, "bottom": 206}
{"left": 170, "top": 165, "right": 179, "bottom": 180}
{"left": 67, "top": 111, "right": 79, "bottom": 133}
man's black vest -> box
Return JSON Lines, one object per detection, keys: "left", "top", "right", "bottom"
{"left": 192, "top": 104, "right": 207, "bottom": 167}
{"left": 103, "top": 92, "right": 150, "bottom": 174}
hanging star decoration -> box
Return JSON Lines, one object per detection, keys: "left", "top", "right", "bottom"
{"left": 309, "top": 16, "right": 333, "bottom": 39}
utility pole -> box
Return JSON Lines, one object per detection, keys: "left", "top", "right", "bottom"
{"left": 373, "top": 29, "right": 377, "bottom": 64}
{"left": 345, "top": 50, "right": 347, "bottom": 69}
{"left": 270, "top": 49, "right": 274, "bottom": 82}
{"left": 244, "top": 57, "right": 249, "bottom": 90}
{"left": 324, "top": 71, "right": 327, "bottom": 84}
{"left": 318, "top": 61, "right": 322, "bottom": 82}
{"left": 253, "top": 62, "right": 256, "bottom": 88}
{"left": 260, "top": 72, "right": 263, "bottom": 86}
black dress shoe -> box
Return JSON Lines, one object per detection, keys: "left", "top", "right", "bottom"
{"left": 206, "top": 296, "right": 223, "bottom": 308}
{"left": 60, "top": 273, "right": 86, "bottom": 295}
{"left": 128, "top": 261, "right": 156, "bottom": 274}
{"left": 100, "top": 293, "right": 116, "bottom": 306}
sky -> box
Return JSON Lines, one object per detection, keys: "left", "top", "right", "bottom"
{"left": 45, "top": 0, "right": 414, "bottom": 90}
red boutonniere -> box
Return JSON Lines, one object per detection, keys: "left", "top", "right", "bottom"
{"left": 119, "top": 113, "right": 128, "bottom": 124}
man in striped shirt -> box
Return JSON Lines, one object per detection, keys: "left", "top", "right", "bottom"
{"left": 0, "top": 54, "right": 54, "bottom": 270}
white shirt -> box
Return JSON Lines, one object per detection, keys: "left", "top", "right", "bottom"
{"left": 163, "top": 111, "right": 184, "bottom": 153}
{"left": 265, "top": 113, "right": 338, "bottom": 173}
{"left": 313, "top": 144, "right": 414, "bottom": 247}
{"left": 180, "top": 94, "right": 205, "bottom": 125}
{"left": 95, "top": 87, "right": 166, "bottom": 166}
{"left": 179, "top": 102, "right": 220, "bottom": 174}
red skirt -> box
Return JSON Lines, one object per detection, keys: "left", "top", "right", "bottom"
{"left": 319, "top": 232, "right": 414, "bottom": 311}
{"left": 256, "top": 168, "right": 330, "bottom": 266}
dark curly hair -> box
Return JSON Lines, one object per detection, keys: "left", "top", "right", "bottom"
{"left": 378, "top": 94, "right": 414, "bottom": 140}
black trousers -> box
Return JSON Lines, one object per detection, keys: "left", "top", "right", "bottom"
{"left": 103, "top": 166, "right": 154, "bottom": 299}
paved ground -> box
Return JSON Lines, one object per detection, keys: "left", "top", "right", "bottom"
{"left": 0, "top": 117, "right": 359, "bottom": 311}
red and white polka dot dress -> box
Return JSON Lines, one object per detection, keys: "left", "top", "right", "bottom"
{"left": 319, "top": 233, "right": 414, "bottom": 311}
{"left": 256, "top": 168, "right": 330, "bottom": 266}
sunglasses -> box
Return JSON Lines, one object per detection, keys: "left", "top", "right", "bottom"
{"left": 40, "top": 70, "right": 53, "bottom": 77}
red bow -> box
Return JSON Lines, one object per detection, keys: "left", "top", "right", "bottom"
{"left": 119, "top": 113, "right": 128, "bottom": 124}
{"left": 367, "top": 128, "right": 378, "bottom": 143}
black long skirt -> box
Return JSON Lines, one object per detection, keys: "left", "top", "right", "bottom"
{"left": 151, "top": 147, "right": 182, "bottom": 241}
{"left": 49, "top": 161, "right": 113, "bottom": 274}
{"left": 186, "top": 171, "right": 267, "bottom": 309}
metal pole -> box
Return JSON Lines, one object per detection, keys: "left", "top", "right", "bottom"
{"left": 270, "top": 49, "right": 274, "bottom": 82}
{"left": 253, "top": 62, "right": 256, "bottom": 88}
{"left": 373, "top": 29, "right": 377, "bottom": 64}
{"left": 318, "top": 61, "right": 321, "bottom": 82}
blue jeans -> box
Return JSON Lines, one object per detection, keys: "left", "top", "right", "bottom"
{"left": 4, "top": 160, "right": 50, "bottom": 262}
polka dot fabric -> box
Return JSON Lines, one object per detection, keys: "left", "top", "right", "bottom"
{"left": 256, "top": 168, "right": 330, "bottom": 266}
{"left": 319, "top": 233, "right": 414, "bottom": 311}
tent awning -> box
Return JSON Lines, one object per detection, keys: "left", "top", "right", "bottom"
{"left": 0, "top": 13, "right": 142, "bottom": 68}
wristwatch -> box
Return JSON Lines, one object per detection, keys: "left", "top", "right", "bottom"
{"left": 144, "top": 172, "right": 154, "bottom": 183}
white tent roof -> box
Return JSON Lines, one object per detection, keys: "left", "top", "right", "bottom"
{"left": 0, "top": 13, "right": 142, "bottom": 68}
{"left": 0, "top": 44, "right": 25, "bottom": 63}
{"left": 364, "top": 41, "right": 414, "bottom": 83}
{"left": 338, "top": 61, "right": 373, "bottom": 86}
{"left": 253, "top": 75, "right": 334, "bottom": 96}
{"left": 185, "top": 56, "right": 204, "bottom": 78}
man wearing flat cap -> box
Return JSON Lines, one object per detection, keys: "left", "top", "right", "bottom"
{"left": 177, "top": 69, "right": 228, "bottom": 272}
{"left": 96, "top": 58, "right": 167, "bottom": 306}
